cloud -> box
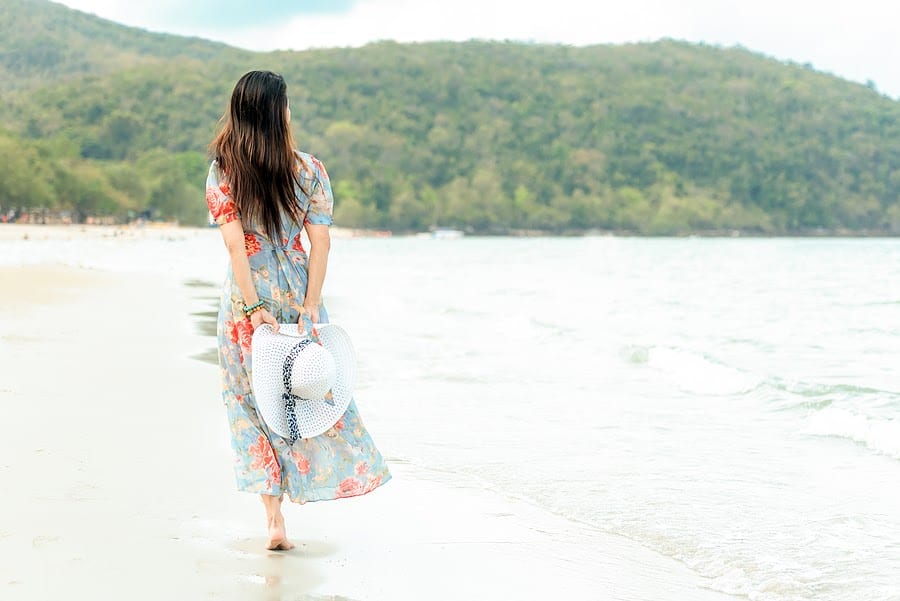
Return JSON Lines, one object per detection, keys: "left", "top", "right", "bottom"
{"left": 162, "top": 0, "right": 356, "bottom": 30}
{"left": 215, "top": 0, "right": 687, "bottom": 49}
{"left": 55, "top": 0, "right": 900, "bottom": 97}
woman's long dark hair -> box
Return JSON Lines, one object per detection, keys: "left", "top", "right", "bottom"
{"left": 209, "top": 70, "right": 307, "bottom": 242}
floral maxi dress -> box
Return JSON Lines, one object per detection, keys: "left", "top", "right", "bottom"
{"left": 205, "top": 151, "right": 391, "bottom": 503}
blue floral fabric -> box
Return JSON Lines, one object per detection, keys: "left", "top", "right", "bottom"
{"left": 205, "top": 151, "right": 391, "bottom": 503}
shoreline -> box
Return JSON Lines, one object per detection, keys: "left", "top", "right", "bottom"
{"left": 2, "top": 221, "right": 898, "bottom": 240}
{"left": 0, "top": 249, "right": 735, "bottom": 599}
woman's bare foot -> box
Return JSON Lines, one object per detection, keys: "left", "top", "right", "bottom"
{"left": 266, "top": 513, "right": 295, "bottom": 551}
{"left": 261, "top": 494, "right": 294, "bottom": 551}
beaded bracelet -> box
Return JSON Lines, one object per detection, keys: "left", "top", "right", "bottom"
{"left": 242, "top": 300, "right": 265, "bottom": 316}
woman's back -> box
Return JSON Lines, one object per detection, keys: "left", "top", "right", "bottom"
{"left": 206, "top": 149, "right": 334, "bottom": 248}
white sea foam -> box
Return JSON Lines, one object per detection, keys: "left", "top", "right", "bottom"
{"left": 805, "top": 407, "right": 900, "bottom": 460}
{"left": 645, "top": 346, "right": 761, "bottom": 395}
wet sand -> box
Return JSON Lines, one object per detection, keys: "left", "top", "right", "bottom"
{"left": 0, "top": 243, "right": 733, "bottom": 600}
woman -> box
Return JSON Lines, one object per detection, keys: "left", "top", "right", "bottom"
{"left": 205, "top": 70, "right": 391, "bottom": 551}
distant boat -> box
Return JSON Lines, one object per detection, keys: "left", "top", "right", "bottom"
{"left": 429, "top": 228, "right": 465, "bottom": 240}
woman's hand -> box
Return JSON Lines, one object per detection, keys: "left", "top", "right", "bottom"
{"left": 250, "top": 308, "right": 279, "bottom": 333}
{"left": 299, "top": 303, "right": 319, "bottom": 325}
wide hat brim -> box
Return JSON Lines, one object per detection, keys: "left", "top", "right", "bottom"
{"left": 251, "top": 323, "right": 355, "bottom": 440}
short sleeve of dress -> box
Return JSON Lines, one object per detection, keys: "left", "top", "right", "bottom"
{"left": 205, "top": 161, "right": 240, "bottom": 226}
{"left": 304, "top": 156, "right": 334, "bottom": 226}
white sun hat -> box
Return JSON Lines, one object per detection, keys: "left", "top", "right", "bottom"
{"left": 251, "top": 322, "right": 356, "bottom": 441}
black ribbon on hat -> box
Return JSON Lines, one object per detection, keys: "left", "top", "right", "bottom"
{"left": 281, "top": 339, "right": 312, "bottom": 444}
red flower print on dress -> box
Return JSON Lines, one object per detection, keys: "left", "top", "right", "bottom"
{"left": 244, "top": 233, "right": 262, "bottom": 256}
{"left": 336, "top": 477, "right": 364, "bottom": 498}
{"left": 363, "top": 476, "right": 382, "bottom": 494}
{"left": 248, "top": 434, "right": 282, "bottom": 487}
{"left": 333, "top": 417, "right": 345, "bottom": 432}
{"left": 206, "top": 186, "right": 238, "bottom": 224}
{"left": 205, "top": 187, "right": 224, "bottom": 216}
{"left": 219, "top": 182, "right": 230, "bottom": 195}
{"left": 355, "top": 461, "right": 369, "bottom": 476}
{"left": 291, "top": 451, "right": 311, "bottom": 475}
{"left": 235, "top": 318, "right": 254, "bottom": 354}
{"left": 225, "top": 320, "right": 239, "bottom": 344}
{"left": 310, "top": 155, "right": 329, "bottom": 181}
{"left": 220, "top": 204, "right": 238, "bottom": 224}
{"left": 291, "top": 233, "right": 305, "bottom": 252}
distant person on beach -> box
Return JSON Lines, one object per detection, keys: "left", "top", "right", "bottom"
{"left": 206, "top": 71, "right": 390, "bottom": 550}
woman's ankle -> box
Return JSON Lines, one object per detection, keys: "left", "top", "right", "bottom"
{"left": 260, "top": 493, "right": 283, "bottom": 519}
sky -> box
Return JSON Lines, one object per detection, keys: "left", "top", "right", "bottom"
{"left": 56, "top": 0, "right": 900, "bottom": 98}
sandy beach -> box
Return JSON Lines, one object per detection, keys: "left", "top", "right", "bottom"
{"left": 0, "top": 225, "right": 737, "bottom": 600}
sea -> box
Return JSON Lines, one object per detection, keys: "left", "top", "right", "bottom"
{"left": 3, "top": 227, "right": 899, "bottom": 601}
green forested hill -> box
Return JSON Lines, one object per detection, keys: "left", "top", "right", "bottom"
{"left": 0, "top": 0, "right": 248, "bottom": 90}
{"left": 2, "top": 0, "right": 899, "bottom": 233}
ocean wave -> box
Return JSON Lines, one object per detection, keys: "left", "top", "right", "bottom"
{"left": 622, "top": 344, "right": 761, "bottom": 395}
{"left": 804, "top": 407, "right": 900, "bottom": 460}
{"left": 767, "top": 378, "right": 900, "bottom": 398}
{"left": 761, "top": 378, "right": 900, "bottom": 416}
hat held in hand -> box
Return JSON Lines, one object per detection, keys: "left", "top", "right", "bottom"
{"left": 251, "top": 323, "right": 355, "bottom": 441}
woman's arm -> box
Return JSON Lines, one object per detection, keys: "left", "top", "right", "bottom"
{"left": 302, "top": 223, "right": 331, "bottom": 323}
{"left": 220, "top": 221, "right": 258, "bottom": 306}
{"left": 298, "top": 154, "right": 334, "bottom": 325}
{"left": 206, "top": 160, "right": 277, "bottom": 332}
{"left": 220, "top": 220, "right": 279, "bottom": 332}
